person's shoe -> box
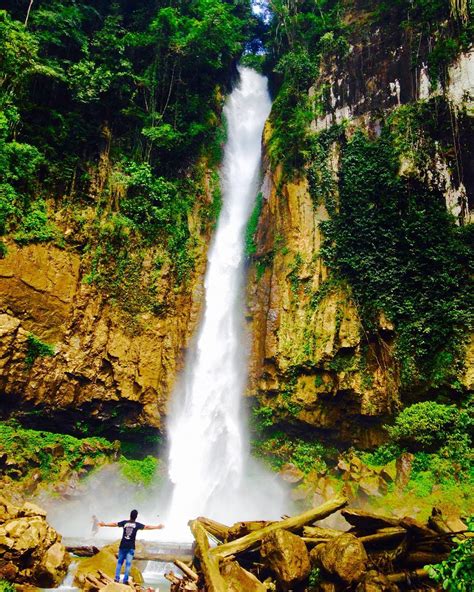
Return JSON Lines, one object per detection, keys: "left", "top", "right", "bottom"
{"left": 123, "top": 581, "right": 128, "bottom": 586}
{"left": 114, "top": 579, "right": 120, "bottom": 583}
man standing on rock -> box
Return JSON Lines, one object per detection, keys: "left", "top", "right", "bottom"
{"left": 98, "top": 510, "right": 164, "bottom": 585}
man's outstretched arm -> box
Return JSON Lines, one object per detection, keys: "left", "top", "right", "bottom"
{"left": 143, "top": 523, "right": 165, "bottom": 530}
{"left": 98, "top": 521, "right": 119, "bottom": 527}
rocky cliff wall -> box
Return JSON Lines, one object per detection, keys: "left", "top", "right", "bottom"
{"left": 247, "top": 9, "right": 473, "bottom": 447}
{"left": 0, "top": 174, "right": 216, "bottom": 439}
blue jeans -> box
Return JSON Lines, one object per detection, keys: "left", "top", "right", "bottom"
{"left": 115, "top": 548, "right": 135, "bottom": 583}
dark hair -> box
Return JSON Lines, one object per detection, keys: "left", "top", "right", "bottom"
{"left": 130, "top": 509, "right": 138, "bottom": 521}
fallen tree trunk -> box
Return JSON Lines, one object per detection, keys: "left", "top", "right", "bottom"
{"left": 341, "top": 509, "right": 401, "bottom": 531}
{"left": 196, "top": 517, "right": 230, "bottom": 542}
{"left": 211, "top": 496, "right": 348, "bottom": 559}
{"left": 174, "top": 559, "right": 199, "bottom": 582}
{"left": 189, "top": 520, "right": 227, "bottom": 592}
{"left": 66, "top": 545, "right": 100, "bottom": 557}
{"left": 386, "top": 568, "right": 430, "bottom": 584}
{"left": 405, "top": 551, "right": 450, "bottom": 567}
{"left": 358, "top": 527, "right": 407, "bottom": 547}
{"left": 303, "top": 525, "right": 343, "bottom": 539}
{"left": 226, "top": 520, "right": 273, "bottom": 541}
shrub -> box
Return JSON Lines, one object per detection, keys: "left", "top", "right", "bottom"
{"left": 425, "top": 517, "right": 474, "bottom": 591}
{"left": 14, "top": 201, "right": 58, "bottom": 244}
{"left": 291, "top": 441, "right": 329, "bottom": 474}
{"left": 386, "top": 402, "right": 472, "bottom": 451}
{"left": 252, "top": 405, "right": 275, "bottom": 430}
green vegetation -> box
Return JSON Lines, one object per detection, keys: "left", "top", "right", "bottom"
{"left": 426, "top": 517, "right": 474, "bottom": 592}
{"left": 119, "top": 455, "right": 159, "bottom": 487}
{"left": 0, "top": 421, "right": 117, "bottom": 482}
{"left": 245, "top": 192, "right": 263, "bottom": 257}
{"left": 252, "top": 431, "right": 336, "bottom": 475}
{"left": 0, "top": 581, "right": 15, "bottom": 592}
{"left": 319, "top": 125, "right": 473, "bottom": 391}
{"left": 0, "top": 421, "right": 161, "bottom": 491}
{"left": 386, "top": 401, "right": 473, "bottom": 452}
{"left": 0, "top": 1, "right": 255, "bottom": 294}
{"left": 263, "top": 1, "right": 347, "bottom": 171}
{"left": 25, "top": 333, "right": 55, "bottom": 367}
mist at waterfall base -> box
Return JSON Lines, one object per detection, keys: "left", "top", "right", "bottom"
{"left": 164, "top": 67, "right": 292, "bottom": 539}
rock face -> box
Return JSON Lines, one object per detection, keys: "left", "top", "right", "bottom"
{"left": 312, "top": 533, "right": 368, "bottom": 586}
{"left": 247, "top": 157, "right": 400, "bottom": 447}
{"left": 0, "top": 208, "right": 209, "bottom": 436}
{"left": 260, "top": 528, "right": 311, "bottom": 589}
{"left": 247, "top": 11, "right": 474, "bottom": 447}
{"left": 0, "top": 497, "right": 70, "bottom": 586}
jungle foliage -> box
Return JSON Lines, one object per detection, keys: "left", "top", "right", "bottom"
{"left": 0, "top": 0, "right": 254, "bottom": 283}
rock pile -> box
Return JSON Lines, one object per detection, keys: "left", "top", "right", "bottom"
{"left": 0, "top": 496, "right": 70, "bottom": 586}
{"left": 164, "top": 496, "right": 467, "bottom": 591}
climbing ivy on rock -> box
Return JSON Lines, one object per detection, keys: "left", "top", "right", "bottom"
{"left": 319, "top": 126, "right": 473, "bottom": 392}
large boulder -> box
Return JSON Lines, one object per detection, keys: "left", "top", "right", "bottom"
{"left": 0, "top": 496, "right": 70, "bottom": 586}
{"left": 260, "top": 529, "right": 311, "bottom": 589}
{"left": 73, "top": 543, "right": 143, "bottom": 589}
{"left": 220, "top": 561, "right": 266, "bottom": 592}
{"left": 312, "top": 533, "right": 368, "bottom": 585}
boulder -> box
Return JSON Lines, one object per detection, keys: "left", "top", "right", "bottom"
{"left": 0, "top": 496, "right": 70, "bottom": 587}
{"left": 260, "top": 529, "right": 311, "bottom": 589}
{"left": 220, "top": 561, "right": 266, "bottom": 592}
{"left": 313, "top": 533, "right": 368, "bottom": 585}
{"left": 73, "top": 543, "right": 143, "bottom": 588}
{"left": 279, "top": 463, "right": 304, "bottom": 484}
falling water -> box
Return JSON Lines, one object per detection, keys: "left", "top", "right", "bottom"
{"left": 165, "top": 68, "right": 287, "bottom": 537}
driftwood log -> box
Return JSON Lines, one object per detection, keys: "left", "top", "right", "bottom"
{"left": 189, "top": 519, "right": 227, "bottom": 592}
{"left": 210, "top": 495, "right": 348, "bottom": 559}
{"left": 168, "top": 499, "right": 468, "bottom": 592}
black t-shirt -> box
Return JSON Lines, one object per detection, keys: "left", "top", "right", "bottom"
{"left": 118, "top": 520, "right": 145, "bottom": 550}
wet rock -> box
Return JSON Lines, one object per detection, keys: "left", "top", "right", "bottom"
{"left": 313, "top": 533, "right": 368, "bottom": 585}
{"left": 221, "top": 560, "right": 266, "bottom": 592}
{"left": 0, "top": 496, "right": 70, "bottom": 586}
{"left": 260, "top": 528, "right": 311, "bottom": 589}
{"left": 74, "top": 543, "right": 143, "bottom": 588}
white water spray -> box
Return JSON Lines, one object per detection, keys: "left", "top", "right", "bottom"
{"left": 165, "top": 68, "right": 288, "bottom": 537}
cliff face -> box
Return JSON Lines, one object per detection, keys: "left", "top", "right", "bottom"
{"left": 247, "top": 7, "right": 474, "bottom": 447}
{"left": 247, "top": 140, "right": 399, "bottom": 448}
{"left": 0, "top": 182, "right": 214, "bottom": 437}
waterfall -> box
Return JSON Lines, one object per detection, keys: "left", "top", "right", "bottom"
{"left": 164, "top": 67, "right": 287, "bottom": 537}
